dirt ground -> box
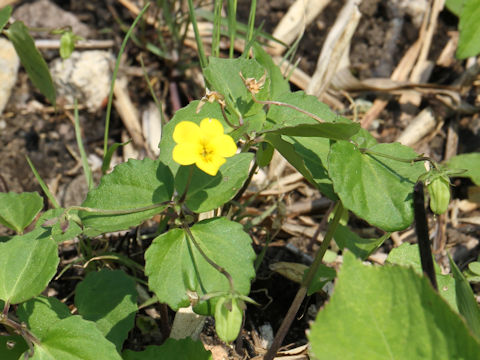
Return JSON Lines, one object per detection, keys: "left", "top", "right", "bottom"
{"left": 1, "top": 0, "right": 480, "bottom": 358}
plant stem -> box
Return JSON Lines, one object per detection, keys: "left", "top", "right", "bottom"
{"left": 360, "top": 148, "right": 437, "bottom": 168}
{"left": 413, "top": 182, "right": 438, "bottom": 290}
{"left": 182, "top": 223, "right": 235, "bottom": 293}
{"left": 67, "top": 201, "right": 174, "bottom": 216}
{"left": 178, "top": 165, "right": 194, "bottom": 204}
{"left": 264, "top": 202, "right": 344, "bottom": 360}
{"left": 103, "top": 3, "right": 150, "bottom": 161}
{"left": 186, "top": 0, "right": 207, "bottom": 69}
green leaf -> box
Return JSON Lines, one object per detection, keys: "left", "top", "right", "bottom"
{"left": 446, "top": 152, "right": 480, "bottom": 185}
{"left": 261, "top": 122, "right": 360, "bottom": 141}
{"left": 264, "top": 133, "right": 317, "bottom": 189}
{"left": 17, "top": 296, "right": 71, "bottom": 340}
{"left": 0, "top": 191, "right": 43, "bottom": 233}
{"left": 290, "top": 137, "right": 336, "bottom": 199}
{"left": 265, "top": 91, "right": 348, "bottom": 128}
{"left": 203, "top": 57, "right": 269, "bottom": 118}
{"left": 0, "top": 335, "right": 28, "bottom": 360}
{"left": 79, "top": 159, "right": 174, "bottom": 233}
{"left": 145, "top": 217, "right": 255, "bottom": 312}
{"left": 175, "top": 153, "right": 253, "bottom": 213}
{"left": 27, "top": 316, "right": 122, "bottom": 360}
{"left": 306, "top": 264, "right": 336, "bottom": 296}
{"left": 252, "top": 43, "right": 290, "bottom": 98}
{"left": 328, "top": 142, "right": 425, "bottom": 231}
{"left": 386, "top": 243, "right": 457, "bottom": 310}
{"left": 309, "top": 252, "right": 480, "bottom": 360}
{"left": 0, "top": 228, "right": 59, "bottom": 304}
{"left": 334, "top": 225, "right": 388, "bottom": 260}
{"left": 0, "top": 5, "right": 12, "bottom": 32}
{"left": 35, "top": 208, "right": 83, "bottom": 243}
{"left": 75, "top": 269, "right": 138, "bottom": 351}
{"left": 457, "top": 0, "right": 480, "bottom": 58}
{"left": 158, "top": 101, "right": 228, "bottom": 175}
{"left": 256, "top": 141, "right": 274, "bottom": 167}
{"left": 122, "top": 338, "right": 212, "bottom": 360}
{"left": 449, "top": 256, "right": 480, "bottom": 339}
{"left": 445, "top": 0, "right": 464, "bottom": 16}
{"left": 5, "top": 21, "right": 56, "bottom": 105}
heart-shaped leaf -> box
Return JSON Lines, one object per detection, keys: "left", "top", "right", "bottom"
{"left": 17, "top": 296, "right": 71, "bottom": 340}
{"left": 309, "top": 252, "right": 480, "bottom": 359}
{"left": 75, "top": 269, "right": 138, "bottom": 350}
{"left": 79, "top": 159, "right": 174, "bottom": 233}
{"left": 123, "top": 338, "right": 212, "bottom": 360}
{"left": 0, "top": 192, "right": 43, "bottom": 233}
{"left": 328, "top": 141, "right": 425, "bottom": 231}
{"left": 0, "top": 228, "right": 59, "bottom": 304}
{"left": 27, "top": 316, "right": 122, "bottom": 360}
{"left": 145, "top": 217, "right": 255, "bottom": 312}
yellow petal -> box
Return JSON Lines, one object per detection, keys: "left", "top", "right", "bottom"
{"left": 211, "top": 134, "right": 237, "bottom": 158}
{"left": 199, "top": 118, "right": 224, "bottom": 139}
{"left": 173, "top": 121, "right": 201, "bottom": 144}
{"left": 196, "top": 154, "right": 226, "bottom": 176}
{"left": 173, "top": 143, "right": 201, "bottom": 165}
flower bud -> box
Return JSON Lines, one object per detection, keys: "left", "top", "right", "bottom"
{"left": 427, "top": 176, "right": 450, "bottom": 215}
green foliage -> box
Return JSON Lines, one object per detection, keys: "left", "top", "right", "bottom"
{"left": 204, "top": 57, "right": 270, "bottom": 118}
{"left": 449, "top": 256, "right": 480, "bottom": 339}
{"left": 145, "top": 217, "right": 255, "bottom": 312}
{"left": 0, "top": 228, "right": 59, "bottom": 304}
{"left": 27, "top": 316, "right": 122, "bottom": 359}
{"left": 79, "top": 159, "right": 174, "bottom": 232}
{"left": 333, "top": 225, "right": 388, "bottom": 260}
{"left": 456, "top": 0, "right": 480, "bottom": 58}
{"left": 122, "top": 338, "right": 212, "bottom": 360}
{"left": 0, "top": 5, "right": 12, "bottom": 31}
{"left": 35, "top": 208, "right": 83, "bottom": 243}
{"left": 0, "top": 191, "right": 43, "bottom": 233}
{"left": 0, "top": 335, "right": 28, "bottom": 360}
{"left": 328, "top": 142, "right": 425, "bottom": 231}
{"left": 309, "top": 252, "right": 480, "bottom": 359}
{"left": 446, "top": 152, "right": 480, "bottom": 185}
{"left": 74, "top": 269, "right": 138, "bottom": 350}
{"left": 306, "top": 264, "right": 336, "bottom": 296}
{"left": 386, "top": 243, "right": 457, "bottom": 310}
{"left": 17, "top": 296, "right": 71, "bottom": 340}
{"left": 5, "top": 21, "right": 56, "bottom": 105}
{"left": 175, "top": 153, "right": 253, "bottom": 213}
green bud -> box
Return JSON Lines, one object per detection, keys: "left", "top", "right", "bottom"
{"left": 60, "top": 32, "right": 75, "bottom": 59}
{"left": 214, "top": 296, "right": 243, "bottom": 343}
{"left": 427, "top": 176, "right": 450, "bottom": 215}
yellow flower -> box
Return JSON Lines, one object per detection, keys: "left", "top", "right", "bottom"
{"left": 172, "top": 118, "right": 237, "bottom": 176}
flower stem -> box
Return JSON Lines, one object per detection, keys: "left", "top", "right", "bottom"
{"left": 178, "top": 165, "right": 195, "bottom": 204}
{"left": 264, "top": 201, "right": 344, "bottom": 360}
{"left": 182, "top": 223, "right": 235, "bottom": 293}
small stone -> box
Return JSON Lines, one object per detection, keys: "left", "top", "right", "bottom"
{"left": 13, "top": 0, "right": 92, "bottom": 38}
{"left": 0, "top": 38, "right": 20, "bottom": 115}
{"left": 50, "top": 51, "right": 113, "bottom": 112}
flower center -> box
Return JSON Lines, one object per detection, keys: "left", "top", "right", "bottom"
{"left": 199, "top": 140, "right": 214, "bottom": 162}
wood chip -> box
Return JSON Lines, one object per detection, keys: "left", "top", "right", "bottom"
{"left": 268, "top": 0, "right": 332, "bottom": 55}
{"left": 306, "top": 0, "right": 362, "bottom": 98}
{"left": 396, "top": 107, "right": 436, "bottom": 146}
